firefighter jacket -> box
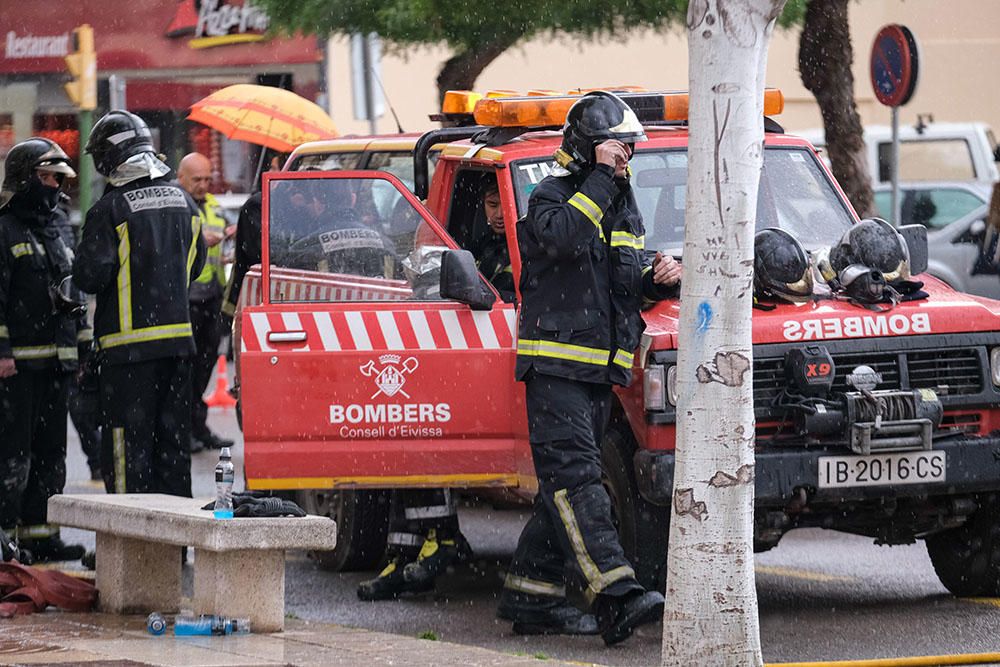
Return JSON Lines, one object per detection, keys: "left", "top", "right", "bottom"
{"left": 73, "top": 176, "right": 206, "bottom": 365}
{"left": 515, "top": 164, "right": 677, "bottom": 387}
{"left": 472, "top": 231, "right": 515, "bottom": 304}
{"left": 0, "top": 206, "right": 90, "bottom": 372}
{"left": 189, "top": 192, "right": 228, "bottom": 303}
{"left": 221, "top": 191, "right": 261, "bottom": 319}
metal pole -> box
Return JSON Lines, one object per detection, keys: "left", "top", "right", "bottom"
{"left": 78, "top": 109, "right": 93, "bottom": 218}
{"left": 108, "top": 74, "right": 126, "bottom": 110}
{"left": 891, "top": 105, "right": 900, "bottom": 226}
{"left": 361, "top": 34, "right": 377, "bottom": 135}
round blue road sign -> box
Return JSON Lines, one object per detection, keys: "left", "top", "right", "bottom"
{"left": 870, "top": 24, "right": 919, "bottom": 107}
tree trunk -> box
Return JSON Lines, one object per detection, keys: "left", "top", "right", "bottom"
{"left": 799, "top": 0, "right": 875, "bottom": 217}
{"left": 661, "top": 1, "right": 785, "bottom": 664}
{"left": 435, "top": 38, "right": 519, "bottom": 105}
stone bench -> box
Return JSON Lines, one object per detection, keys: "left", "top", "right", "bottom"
{"left": 48, "top": 493, "right": 337, "bottom": 632}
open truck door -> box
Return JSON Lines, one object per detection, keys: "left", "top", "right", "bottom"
{"left": 240, "top": 170, "right": 525, "bottom": 499}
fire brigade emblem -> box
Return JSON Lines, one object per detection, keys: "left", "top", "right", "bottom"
{"left": 360, "top": 355, "right": 419, "bottom": 399}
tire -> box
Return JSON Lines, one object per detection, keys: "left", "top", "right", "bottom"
{"left": 926, "top": 497, "right": 1000, "bottom": 597}
{"left": 601, "top": 422, "right": 670, "bottom": 591}
{"left": 296, "top": 488, "right": 391, "bottom": 571}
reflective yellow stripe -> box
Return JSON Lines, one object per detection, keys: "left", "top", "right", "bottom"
{"left": 113, "top": 427, "right": 126, "bottom": 493}
{"left": 195, "top": 198, "right": 227, "bottom": 286}
{"left": 554, "top": 489, "right": 635, "bottom": 601}
{"left": 568, "top": 192, "right": 605, "bottom": 240}
{"left": 610, "top": 231, "right": 644, "bottom": 250}
{"left": 246, "top": 473, "right": 521, "bottom": 491}
{"left": 517, "top": 338, "right": 609, "bottom": 366}
{"left": 187, "top": 213, "right": 202, "bottom": 286}
{"left": 57, "top": 347, "right": 78, "bottom": 361}
{"left": 77, "top": 329, "right": 93, "bottom": 342}
{"left": 504, "top": 574, "right": 566, "bottom": 598}
{"left": 17, "top": 524, "right": 58, "bottom": 539}
{"left": 100, "top": 322, "right": 192, "bottom": 349}
{"left": 613, "top": 349, "right": 634, "bottom": 369}
{"left": 0, "top": 325, "right": 8, "bottom": 338}
{"left": 115, "top": 222, "right": 132, "bottom": 333}
{"left": 642, "top": 265, "right": 652, "bottom": 276}
{"left": 9, "top": 243, "right": 32, "bottom": 258}
{"left": 11, "top": 345, "right": 57, "bottom": 360}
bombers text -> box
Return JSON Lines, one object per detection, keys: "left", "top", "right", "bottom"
{"left": 783, "top": 313, "right": 930, "bottom": 341}
{"left": 330, "top": 403, "right": 451, "bottom": 425}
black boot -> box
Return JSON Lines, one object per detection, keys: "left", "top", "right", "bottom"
{"left": 20, "top": 536, "right": 86, "bottom": 563}
{"left": 402, "top": 529, "right": 468, "bottom": 585}
{"left": 357, "top": 557, "right": 433, "bottom": 601}
{"left": 599, "top": 590, "right": 665, "bottom": 646}
{"left": 510, "top": 602, "right": 600, "bottom": 636}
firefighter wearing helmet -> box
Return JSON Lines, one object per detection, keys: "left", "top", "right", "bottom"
{"left": 0, "top": 137, "right": 90, "bottom": 562}
{"left": 73, "top": 110, "right": 206, "bottom": 499}
{"left": 497, "top": 91, "right": 681, "bottom": 645}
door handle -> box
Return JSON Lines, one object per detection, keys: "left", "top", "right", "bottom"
{"left": 267, "top": 330, "right": 307, "bottom": 343}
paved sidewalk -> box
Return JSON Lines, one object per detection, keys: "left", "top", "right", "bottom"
{"left": 0, "top": 611, "right": 584, "bottom": 666}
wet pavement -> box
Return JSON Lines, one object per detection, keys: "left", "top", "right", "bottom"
{"left": 0, "top": 611, "right": 579, "bottom": 666}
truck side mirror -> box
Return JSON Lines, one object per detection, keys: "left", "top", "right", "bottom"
{"left": 440, "top": 249, "right": 496, "bottom": 311}
{"left": 898, "top": 224, "right": 928, "bottom": 275}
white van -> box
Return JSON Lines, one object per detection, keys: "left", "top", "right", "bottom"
{"left": 799, "top": 120, "right": 1000, "bottom": 187}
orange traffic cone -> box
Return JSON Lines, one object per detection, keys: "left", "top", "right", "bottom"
{"left": 205, "top": 355, "right": 237, "bottom": 409}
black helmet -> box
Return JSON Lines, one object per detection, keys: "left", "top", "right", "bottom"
{"left": 0, "top": 137, "right": 76, "bottom": 209}
{"left": 829, "top": 218, "right": 910, "bottom": 283}
{"left": 86, "top": 110, "right": 155, "bottom": 176}
{"left": 754, "top": 228, "right": 814, "bottom": 302}
{"left": 555, "top": 91, "right": 646, "bottom": 172}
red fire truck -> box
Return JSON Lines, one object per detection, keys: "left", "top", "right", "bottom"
{"left": 237, "top": 89, "right": 1000, "bottom": 594}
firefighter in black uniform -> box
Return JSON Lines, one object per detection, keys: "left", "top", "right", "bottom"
{"left": 0, "top": 138, "right": 89, "bottom": 562}
{"left": 73, "top": 110, "right": 206, "bottom": 497}
{"left": 496, "top": 91, "right": 682, "bottom": 644}
{"left": 469, "top": 174, "right": 515, "bottom": 303}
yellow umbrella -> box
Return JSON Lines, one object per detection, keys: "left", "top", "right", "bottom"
{"left": 188, "top": 83, "right": 338, "bottom": 153}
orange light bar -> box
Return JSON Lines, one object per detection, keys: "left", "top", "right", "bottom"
{"left": 441, "top": 90, "right": 482, "bottom": 115}
{"left": 527, "top": 89, "right": 562, "bottom": 97}
{"left": 474, "top": 96, "right": 578, "bottom": 127}
{"left": 485, "top": 89, "right": 520, "bottom": 98}
{"left": 569, "top": 85, "right": 649, "bottom": 94}
{"left": 661, "top": 88, "right": 785, "bottom": 120}
{"left": 473, "top": 88, "right": 785, "bottom": 128}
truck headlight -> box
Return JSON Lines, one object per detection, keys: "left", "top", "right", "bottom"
{"left": 991, "top": 347, "right": 1000, "bottom": 386}
{"left": 667, "top": 365, "right": 678, "bottom": 406}
{"left": 644, "top": 365, "right": 666, "bottom": 411}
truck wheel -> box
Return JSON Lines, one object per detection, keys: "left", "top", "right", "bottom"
{"left": 602, "top": 422, "right": 670, "bottom": 591}
{"left": 297, "top": 489, "right": 391, "bottom": 571}
{"left": 926, "top": 498, "right": 1000, "bottom": 596}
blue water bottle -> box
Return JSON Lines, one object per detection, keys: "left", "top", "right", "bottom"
{"left": 174, "top": 614, "right": 251, "bottom": 636}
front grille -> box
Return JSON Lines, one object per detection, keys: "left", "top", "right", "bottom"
{"left": 907, "top": 349, "right": 982, "bottom": 395}
{"left": 753, "top": 346, "right": 984, "bottom": 411}
{"left": 940, "top": 412, "right": 982, "bottom": 435}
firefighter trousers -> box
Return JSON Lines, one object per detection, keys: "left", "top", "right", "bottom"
{"left": 0, "top": 369, "right": 69, "bottom": 538}
{"left": 385, "top": 489, "right": 460, "bottom": 559}
{"left": 190, "top": 296, "right": 223, "bottom": 440}
{"left": 100, "top": 358, "right": 193, "bottom": 497}
{"left": 67, "top": 374, "right": 101, "bottom": 475}
{"left": 499, "top": 373, "right": 643, "bottom": 619}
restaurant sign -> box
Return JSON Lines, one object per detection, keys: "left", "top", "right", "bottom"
{"left": 166, "top": 0, "right": 271, "bottom": 49}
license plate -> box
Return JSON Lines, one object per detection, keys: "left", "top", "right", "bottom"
{"left": 817, "top": 451, "right": 946, "bottom": 489}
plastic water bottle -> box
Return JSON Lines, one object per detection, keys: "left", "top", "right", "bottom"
{"left": 146, "top": 612, "right": 167, "bottom": 635}
{"left": 213, "top": 447, "right": 235, "bottom": 519}
{"left": 173, "top": 614, "right": 251, "bottom": 636}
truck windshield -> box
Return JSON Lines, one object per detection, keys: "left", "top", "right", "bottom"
{"left": 511, "top": 147, "right": 855, "bottom": 256}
